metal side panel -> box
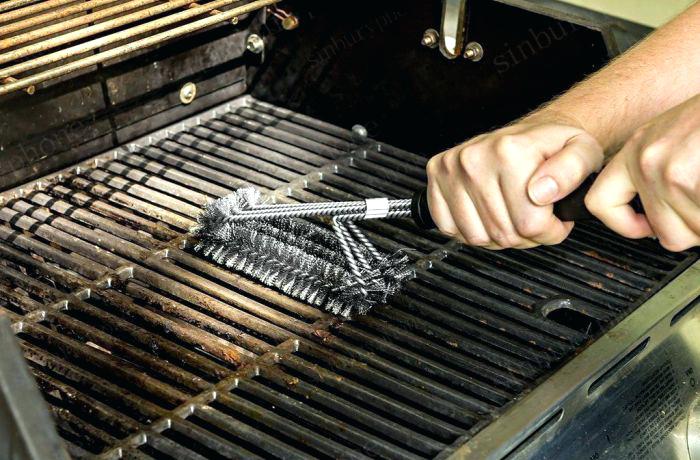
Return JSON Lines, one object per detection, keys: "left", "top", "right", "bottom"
{"left": 0, "top": 315, "right": 71, "bottom": 460}
{"left": 448, "top": 261, "right": 700, "bottom": 460}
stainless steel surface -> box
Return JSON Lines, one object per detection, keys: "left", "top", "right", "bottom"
{"left": 689, "top": 394, "right": 700, "bottom": 460}
{"left": 440, "top": 0, "right": 468, "bottom": 59}
{"left": 491, "top": 0, "right": 652, "bottom": 54}
{"left": 0, "top": 316, "right": 71, "bottom": 460}
{"left": 0, "top": 0, "right": 276, "bottom": 96}
{"left": 0, "top": 95, "right": 695, "bottom": 458}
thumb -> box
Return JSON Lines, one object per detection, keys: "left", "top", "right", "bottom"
{"left": 528, "top": 133, "right": 604, "bottom": 206}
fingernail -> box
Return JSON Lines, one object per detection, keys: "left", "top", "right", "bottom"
{"left": 530, "top": 176, "right": 559, "bottom": 205}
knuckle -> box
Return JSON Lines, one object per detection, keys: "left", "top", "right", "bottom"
{"left": 491, "top": 231, "right": 520, "bottom": 248}
{"left": 466, "top": 235, "right": 490, "bottom": 247}
{"left": 546, "top": 231, "right": 569, "bottom": 246}
{"left": 426, "top": 157, "right": 439, "bottom": 176}
{"left": 514, "top": 214, "right": 548, "bottom": 239}
{"left": 439, "top": 153, "right": 454, "bottom": 175}
{"left": 494, "top": 135, "right": 527, "bottom": 162}
{"left": 638, "top": 140, "right": 669, "bottom": 179}
{"left": 435, "top": 221, "right": 457, "bottom": 237}
{"left": 662, "top": 161, "right": 691, "bottom": 191}
{"left": 584, "top": 192, "right": 603, "bottom": 216}
{"left": 457, "top": 147, "right": 483, "bottom": 180}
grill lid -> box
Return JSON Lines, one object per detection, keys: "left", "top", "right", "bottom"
{"left": 0, "top": 95, "right": 695, "bottom": 459}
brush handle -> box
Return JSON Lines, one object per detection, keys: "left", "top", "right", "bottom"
{"left": 411, "top": 174, "right": 644, "bottom": 230}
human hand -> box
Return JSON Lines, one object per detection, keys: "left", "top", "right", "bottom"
{"left": 426, "top": 112, "right": 604, "bottom": 249}
{"left": 586, "top": 95, "right": 700, "bottom": 251}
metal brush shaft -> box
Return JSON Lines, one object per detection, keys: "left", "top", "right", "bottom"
{"left": 217, "top": 198, "right": 413, "bottom": 222}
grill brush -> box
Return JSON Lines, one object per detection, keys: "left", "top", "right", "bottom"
{"left": 190, "top": 188, "right": 434, "bottom": 317}
{"left": 191, "top": 175, "right": 637, "bottom": 318}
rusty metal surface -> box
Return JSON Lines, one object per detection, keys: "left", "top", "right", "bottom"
{"left": 0, "top": 0, "right": 276, "bottom": 96}
{"left": 0, "top": 95, "right": 695, "bottom": 458}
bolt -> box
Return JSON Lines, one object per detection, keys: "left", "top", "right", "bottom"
{"left": 464, "top": 41, "right": 484, "bottom": 62}
{"left": 421, "top": 29, "right": 439, "bottom": 49}
{"left": 246, "top": 34, "right": 265, "bottom": 54}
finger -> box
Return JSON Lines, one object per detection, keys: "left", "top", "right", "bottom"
{"left": 427, "top": 175, "right": 459, "bottom": 237}
{"left": 441, "top": 184, "right": 491, "bottom": 246}
{"left": 501, "top": 174, "right": 575, "bottom": 245}
{"left": 528, "top": 133, "right": 604, "bottom": 206}
{"left": 468, "top": 179, "right": 528, "bottom": 248}
{"left": 644, "top": 199, "right": 700, "bottom": 251}
{"left": 638, "top": 184, "right": 700, "bottom": 251}
{"left": 585, "top": 156, "right": 653, "bottom": 239}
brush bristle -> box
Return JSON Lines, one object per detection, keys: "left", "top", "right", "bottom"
{"left": 190, "top": 189, "right": 413, "bottom": 318}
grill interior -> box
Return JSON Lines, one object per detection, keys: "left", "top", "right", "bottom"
{"left": 0, "top": 95, "right": 696, "bottom": 459}
{"left": 0, "top": 0, "right": 275, "bottom": 96}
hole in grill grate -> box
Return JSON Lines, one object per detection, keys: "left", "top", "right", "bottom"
{"left": 544, "top": 306, "right": 603, "bottom": 336}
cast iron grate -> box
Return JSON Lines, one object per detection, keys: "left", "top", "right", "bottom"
{"left": 0, "top": 96, "right": 695, "bottom": 459}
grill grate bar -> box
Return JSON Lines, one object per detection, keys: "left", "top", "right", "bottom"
{"left": 167, "top": 417, "right": 266, "bottom": 460}
{"left": 407, "top": 271, "right": 579, "bottom": 353}
{"left": 159, "top": 136, "right": 293, "bottom": 189}
{"left": 258, "top": 366, "right": 446, "bottom": 457}
{"left": 0, "top": 0, "right": 278, "bottom": 95}
{"left": 96, "top": 339, "right": 301, "bottom": 459}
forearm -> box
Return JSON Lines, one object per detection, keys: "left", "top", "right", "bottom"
{"left": 529, "top": 2, "right": 700, "bottom": 152}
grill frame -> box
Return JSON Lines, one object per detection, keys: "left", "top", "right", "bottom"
{"left": 0, "top": 95, "right": 696, "bottom": 459}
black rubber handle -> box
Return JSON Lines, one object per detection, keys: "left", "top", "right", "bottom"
{"left": 411, "top": 174, "right": 644, "bottom": 230}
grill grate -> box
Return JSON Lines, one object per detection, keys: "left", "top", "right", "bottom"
{"left": 0, "top": 0, "right": 276, "bottom": 96}
{"left": 0, "top": 95, "right": 695, "bottom": 459}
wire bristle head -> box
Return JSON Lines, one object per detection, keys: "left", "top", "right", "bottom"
{"left": 191, "top": 188, "right": 414, "bottom": 318}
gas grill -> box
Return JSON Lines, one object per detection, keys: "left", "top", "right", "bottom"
{"left": 1, "top": 1, "right": 699, "bottom": 459}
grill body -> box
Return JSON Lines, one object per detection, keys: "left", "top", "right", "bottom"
{"left": 0, "top": 2, "right": 698, "bottom": 460}
{"left": 0, "top": 95, "right": 697, "bottom": 459}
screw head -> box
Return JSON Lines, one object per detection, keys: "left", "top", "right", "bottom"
{"left": 246, "top": 34, "right": 265, "bottom": 54}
